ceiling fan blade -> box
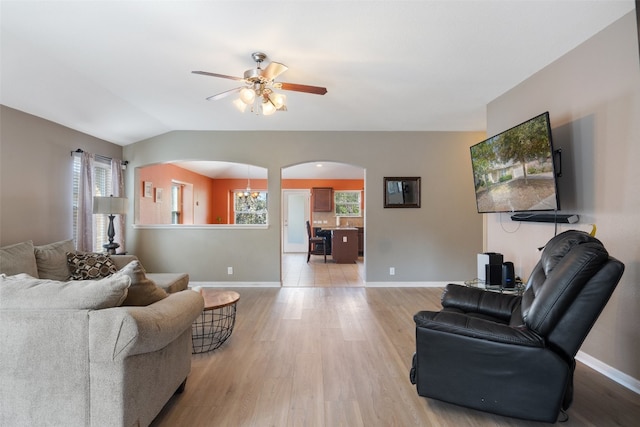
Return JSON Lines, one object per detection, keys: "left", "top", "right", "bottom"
{"left": 206, "top": 87, "right": 242, "bottom": 101}
{"left": 192, "top": 71, "right": 244, "bottom": 81}
{"left": 261, "top": 62, "right": 288, "bottom": 80}
{"left": 279, "top": 82, "right": 328, "bottom": 95}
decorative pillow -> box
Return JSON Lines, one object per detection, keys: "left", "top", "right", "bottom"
{"left": 34, "top": 239, "right": 74, "bottom": 281}
{"left": 116, "top": 260, "right": 168, "bottom": 306}
{"left": 0, "top": 273, "right": 130, "bottom": 310}
{"left": 67, "top": 252, "right": 118, "bottom": 280}
{"left": 0, "top": 240, "right": 39, "bottom": 277}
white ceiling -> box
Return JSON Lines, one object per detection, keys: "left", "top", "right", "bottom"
{"left": 1, "top": 0, "right": 634, "bottom": 148}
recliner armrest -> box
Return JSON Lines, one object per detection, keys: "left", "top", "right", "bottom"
{"left": 414, "top": 310, "right": 544, "bottom": 347}
{"left": 441, "top": 283, "right": 521, "bottom": 322}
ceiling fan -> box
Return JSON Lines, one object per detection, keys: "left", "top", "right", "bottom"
{"left": 192, "top": 52, "right": 327, "bottom": 115}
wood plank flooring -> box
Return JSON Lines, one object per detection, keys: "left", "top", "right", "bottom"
{"left": 151, "top": 286, "right": 640, "bottom": 426}
{"left": 282, "top": 253, "right": 365, "bottom": 287}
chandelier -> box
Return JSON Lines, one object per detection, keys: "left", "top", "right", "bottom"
{"left": 239, "top": 165, "right": 260, "bottom": 199}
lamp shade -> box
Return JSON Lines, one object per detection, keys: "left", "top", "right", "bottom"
{"left": 269, "top": 92, "right": 286, "bottom": 109}
{"left": 239, "top": 87, "right": 256, "bottom": 105}
{"left": 261, "top": 100, "right": 276, "bottom": 116}
{"left": 93, "top": 196, "right": 128, "bottom": 215}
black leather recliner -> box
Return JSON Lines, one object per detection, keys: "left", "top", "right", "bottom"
{"left": 410, "top": 230, "right": 625, "bottom": 423}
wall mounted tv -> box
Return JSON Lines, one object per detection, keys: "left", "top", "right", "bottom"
{"left": 470, "top": 112, "right": 560, "bottom": 214}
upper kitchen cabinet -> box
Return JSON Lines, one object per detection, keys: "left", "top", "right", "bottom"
{"left": 313, "top": 187, "right": 333, "bottom": 212}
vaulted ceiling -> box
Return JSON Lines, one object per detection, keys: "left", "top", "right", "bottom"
{"left": 1, "top": 1, "right": 634, "bottom": 146}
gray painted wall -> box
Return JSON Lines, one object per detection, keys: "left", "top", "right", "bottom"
{"left": 123, "top": 130, "right": 484, "bottom": 283}
{"left": 0, "top": 106, "right": 484, "bottom": 284}
{"left": 0, "top": 105, "right": 123, "bottom": 246}
{"left": 486, "top": 12, "right": 640, "bottom": 382}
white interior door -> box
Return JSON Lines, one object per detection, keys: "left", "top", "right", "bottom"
{"left": 283, "top": 190, "right": 310, "bottom": 253}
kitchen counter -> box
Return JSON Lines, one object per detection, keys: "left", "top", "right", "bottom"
{"left": 329, "top": 228, "right": 358, "bottom": 263}
{"left": 318, "top": 226, "right": 359, "bottom": 231}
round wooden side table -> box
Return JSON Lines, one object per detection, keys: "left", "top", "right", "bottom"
{"left": 191, "top": 289, "right": 240, "bottom": 354}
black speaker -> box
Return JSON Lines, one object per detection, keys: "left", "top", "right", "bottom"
{"left": 502, "top": 262, "right": 515, "bottom": 288}
{"left": 485, "top": 264, "right": 502, "bottom": 286}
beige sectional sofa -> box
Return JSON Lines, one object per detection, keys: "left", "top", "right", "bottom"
{"left": 0, "top": 240, "right": 204, "bottom": 427}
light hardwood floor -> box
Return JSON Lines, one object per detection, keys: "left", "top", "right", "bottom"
{"left": 282, "top": 253, "right": 365, "bottom": 287}
{"left": 151, "top": 284, "right": 640, "bottom": 426}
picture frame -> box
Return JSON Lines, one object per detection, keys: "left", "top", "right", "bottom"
{"left": 384, "top": 177, "right": 421, "bottom": 208}
{"left": 155, "top": 187, "right": 163, "bottom": 203}
{"left": 143, "top": 181, "right": 153, "bottom": 198}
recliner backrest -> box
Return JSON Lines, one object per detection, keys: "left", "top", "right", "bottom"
{"left": 520, "top": 231, "right": 622, "bottom": 356}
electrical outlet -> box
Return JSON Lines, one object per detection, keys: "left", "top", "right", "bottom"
{"left": 227, "top": 267, "right": 233, "bottom": 275}
{"left": 389, "top": 267, "right": 395, "bottom": 276}
{"left": 342, "top": 236, "right": 348, "bottom": 243}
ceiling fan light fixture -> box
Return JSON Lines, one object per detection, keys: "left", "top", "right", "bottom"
{"left": 239, "top": 87, "right": 256, "bottom": 105}
{"left": 261, "top": 99, "right": 277, "bottom": 116}
{"left": 269, "top": 92, "right": 287, "bottom": 110}
{"left": 233, "top": 98, "right": 248, "bottom": 112}
{"left": 194, "top": 51, "right": 327, "bottom": 116}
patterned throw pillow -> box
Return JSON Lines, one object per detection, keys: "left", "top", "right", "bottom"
{"left": 66, "top": 252, "right": 118, "bottom": 280}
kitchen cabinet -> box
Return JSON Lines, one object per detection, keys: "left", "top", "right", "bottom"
{"left": 313, "top": 187, "right": 333, "bottom": 212}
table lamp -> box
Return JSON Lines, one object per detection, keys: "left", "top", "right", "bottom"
{"left": 93, "top": 195, "right": 128, "bottom": 254}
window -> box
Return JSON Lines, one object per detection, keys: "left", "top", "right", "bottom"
{"left": 334, "top": 191, "right": 361, "bottom": 217}
{"left": 234, "top": 191, "right": 268, "bottom": 224}
{"left": 171, "top": 183, "right": 182, "bottom": 224}
{"left": 72, "top": 155, "right": 113, "bottom": 250}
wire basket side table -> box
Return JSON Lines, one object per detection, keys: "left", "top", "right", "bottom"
{"left": 192, "top": 290, "right": 240, "bottom": 354}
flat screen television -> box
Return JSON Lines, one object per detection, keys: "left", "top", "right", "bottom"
{"left": 470, "top": 112, "right": 560, "bottom": 214}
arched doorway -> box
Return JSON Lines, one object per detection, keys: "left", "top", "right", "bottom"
{"left": 281, "top": 161, "right": 365, "bottom": 287}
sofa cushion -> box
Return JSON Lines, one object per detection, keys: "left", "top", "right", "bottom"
{"left": 146, "top": 272, "right": 189, "bottom": 293}
{"left": 0, "top": 241, "right": 39, "bottom": 277}
{"left": 67, "top": 252, "right": 118, "bottom": 280}
{"left": 0, "top": 273, "right": 130, "bottom": 310}
{"left": 34, "top": 239, "right": 75, "bottom": 281}
{"left": 109, "top": 254, "right": 139, "bottom": 271}
{"left": 117, "top": 260, "right": 168, "bottom": 306}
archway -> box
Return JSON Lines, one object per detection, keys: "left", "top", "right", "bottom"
{"left": 281, "top": 161, "right": 365, "bottom": 286}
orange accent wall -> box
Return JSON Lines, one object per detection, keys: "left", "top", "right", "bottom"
{"left": 282, "top": 179, "right": 364, "bottom": 192}
{"left": 138, "top": 164, "right": 216, "bottom": 224}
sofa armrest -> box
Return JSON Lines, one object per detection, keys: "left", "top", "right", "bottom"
{"left": 89, "top": 290, "right": 204, "bottom": 361}
{"left": 414, "top": 310, "right": 544, "bottom": 347}
{"left": 441, "top": 283, "right": 521, "bottom": 322}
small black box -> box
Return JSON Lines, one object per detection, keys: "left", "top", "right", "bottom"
{"left": 485, "top": 264, "right": 503, "bottom": 286}
{"left": 501, "top": 262, "right": 515, "bottom": 288}
{"left": 484, "top": 252, "right": 504, "bottom": 266}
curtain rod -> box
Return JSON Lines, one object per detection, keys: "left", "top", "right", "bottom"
{"left": 71, "top": 148, "right": 128, "bottom": 165}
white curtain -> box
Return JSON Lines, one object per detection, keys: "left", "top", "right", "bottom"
{"left": 76, "top": 152, "right": 94, "bottom": 251}
{"left": 111, "top": 159, "right": 126, "bottom": 253}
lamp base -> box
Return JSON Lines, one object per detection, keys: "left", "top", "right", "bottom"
{"left": 103, "top": 242, "right": 120, "bottom": 256}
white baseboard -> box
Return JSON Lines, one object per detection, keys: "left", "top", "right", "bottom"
{"left": 190, "top": 281, "right": 460, "bottom": 288}
{"left": 365, "top": 281, "right": 462, "bottom": 288}
{"left": 576, "top": 351, "right": 640, "bottom": 394}
{"left": 189, "top": 281, "right": 281, "bottom": 288}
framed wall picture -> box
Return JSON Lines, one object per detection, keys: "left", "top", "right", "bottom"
{"left": 155, "top": 188, "right": 163, "bottom": 203}
{"left": 143, "top": 181, "right": 153, "bottom": 198}
{"left": 384, "top": 177, "right": 421, "bottom": 208}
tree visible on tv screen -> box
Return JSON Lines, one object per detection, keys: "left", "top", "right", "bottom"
{"left": 472, "top": 115, "right": 556, "bottom": 212}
